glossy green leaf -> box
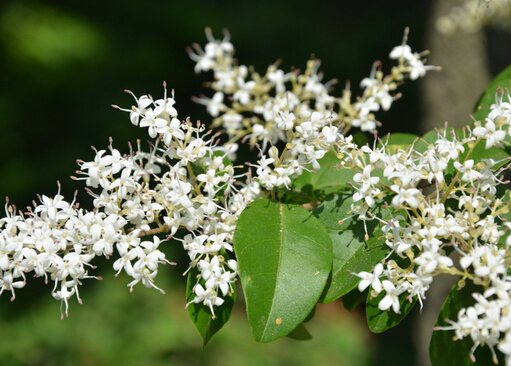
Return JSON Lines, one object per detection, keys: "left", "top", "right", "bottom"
{"left": 365, "top": 286, "right": 417, "bottom": 333}
{"left": 313, "top": 193, "right": 391, "bottom": 303}
{"left": 291, "top": 152, "right": 354, "bottom": 202}
{"left": 234, "top": 199, "right": 333, "bottom": 343}
{"left": 186, "top": 265, "right": 236, "bottom": 348}
{"left": 430, "top": 280, "right": 504, "bottom": 366}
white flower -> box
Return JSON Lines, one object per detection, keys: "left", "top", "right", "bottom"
{"left": 139, "top": 109, "right": 168, "bottom": 138}
{"left": 390, "top": 185, "right": 422, "bottom": 208}
{"left": 233, "top": 77, "right": 256, "bottom": 105}
{"left": 472, "top": 119, "right": 506, "bottom": 149}
{"left": 353, "top": 263, "right": 384, "bottom": 293}
{"left": 351, "top": 112, "right": 378, "bottom": 132}
{"left": 198, "top": 256, "right": 221, "bottom": 281}
{"left": 408, "top": 58, "right": 434, "bottom": 80}
{"left": 353, "top": 165, "right": 380, "bottom": 191}
{"left": 0, "top": 270, "right": 25, "bottom": 301}
{"left": 205, "top": 267, "right": 234, "bottom": 296}
{"left": 415, "top": 250, "right": 453, "bottom": 274}
{"left": 389, "top": 44, "right": 414, "bottom": 61}
{"left": 187, "top": 284, "right": 224, "bottom": 319}
{"left": 34, "top": 192, "right": 71, "bottom": 222}
{"left": 52, "top": 280, "right": 77, "bottom": 320}
{"left": 161, "top": 118, "right": 185, "bottom": 146}
{"left": 378, "top": 280, "right": 406, "bottom": 313}
{"left": 453, "top": 159, "right": 482, "bottom": 182}
{"left": 267, "top": 68, "right": 291, "bottom": 94}
{"left": 275, "top": 111, "right": 296, "bottom": 131}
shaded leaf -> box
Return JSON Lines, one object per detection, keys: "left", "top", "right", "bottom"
{"left": 313, "top": 193, "right": 391, "bottom": 303}
{"left": 291, "top": 152, "right": 354, "bottom": 202}
{"left": 365, "top": 287, "right": 416, "bottom": 333}
{"left": 353, "top": 131, "right": 370, "bottom": 147}
{"left": 342, "top": 287, "right": 368, "bottom": 312}
{"left": 430, "top": 280, "right": 504, "bottom": 366}
{"left": 286, "top": 323, "right": 313, "bottom": 341}
{"left": 303, "top": 304, "right": 317, "bottom": 323}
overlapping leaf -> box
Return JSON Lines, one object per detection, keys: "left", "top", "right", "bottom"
{"left": 291, "top": 152, "right": 354, "bottom": 202}
{"left": 186, "top": 265, "right": 236, "bottom": 347}
{"left": 313, "top": 193, "right": 390, "bottom": 303}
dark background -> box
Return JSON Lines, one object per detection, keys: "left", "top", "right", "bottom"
{"left": 0, "top": 0, "right": 432, "bottom": 209}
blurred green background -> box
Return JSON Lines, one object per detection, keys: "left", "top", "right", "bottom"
{"left": 0, "top": 1, "right": 433, "bottom": 365}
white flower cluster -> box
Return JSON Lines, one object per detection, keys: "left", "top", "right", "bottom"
{"left": 189, "top": 28, "right": 437, "bottom": 145}
{"left": 0, "top": 188, "right": 102, "bottom": 319}
{"left": 0, "top": 84, "right": 263, "bottom": 320}
{"left": 0, "top": 28, "right": 434, "bottom": 321}
{"left": 188, "top": 27, "right": 437, "bottom": 192}
{"left": 350, "top": 88, "right": 511, "bottom": 363}
{"left": 437, "top": 0, "right": 511, "bottom": 34}
{"left": 107, "top": 87, "right": 266, "bottom": 318}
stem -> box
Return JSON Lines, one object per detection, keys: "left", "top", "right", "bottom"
{"left": 137, "top": 225, "right": 173, "bottom": 237}
{"left": 187, "top": 162, "right": 201, "bottom": 196}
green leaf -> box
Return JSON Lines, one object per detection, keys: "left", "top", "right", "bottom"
{"left": 286, "top": 323, "right": 313, "bottom": 340}
{"left": 365, "top": 287, "right": 417, "bottom": 333}
{"left": 291, "top": 152, "right": 354, "bottom": 202}
{"left": 379, "top": 132, "right": 419, "bottom": 152}
{"left": 186, "top": 265, "right": 236, "bottom": 348}
{"left": 473, "top": 63, "right": 511, "bottom": 123}
{"left": 352, "top": 131, "right": 370, "bottom": 147}
{"left": 234, "top": 199, "right": 333, "bottom": 343}
{"left": 313, "top": 193, "right": 391, "bottom": 303}
{"left": 430, "top": 280, "right": 505, "bottom": 366}
{"left": 463, "top": 140, "right": 510, "bottom": 167}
